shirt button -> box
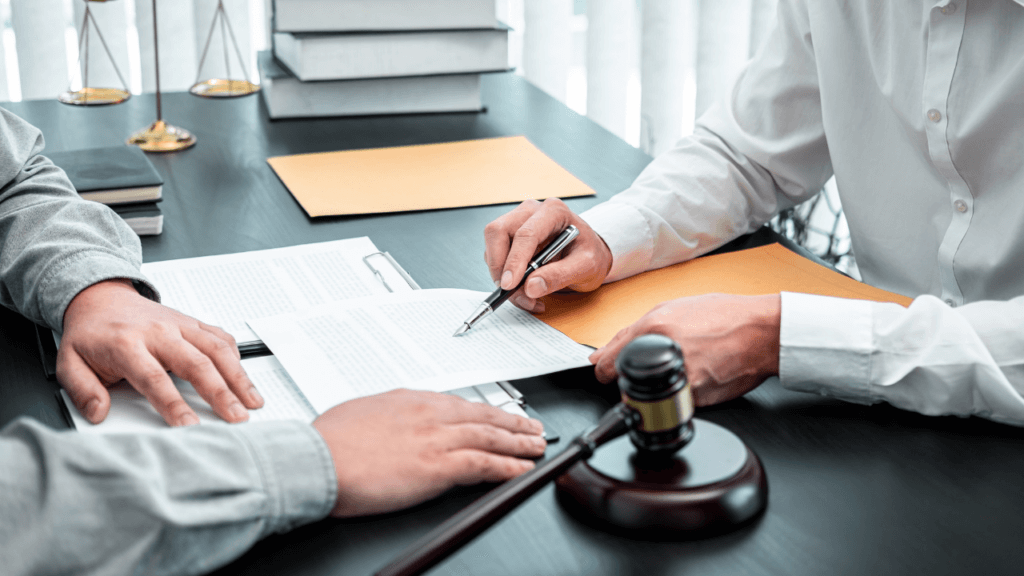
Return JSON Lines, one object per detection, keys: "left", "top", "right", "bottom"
{"left": 927, "top": 109, "right": 942, "bottom": 122}
{"left": 954, "top": 199, "right": 968, "bottom": 213}
{"left": 945, "top": 299, "right": 956, "bottom": 307}
{"left": 940, "top": 3, "right": 957, "bottom": 15}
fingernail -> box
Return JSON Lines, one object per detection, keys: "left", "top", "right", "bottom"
{"left": 249, "top": 387, "right": 264, "bottom": 406}
{"left": 229, "top": 402, "right": 248, "bottom": 421}
{"left": 179, "top": 413, "right": 200, "bottom": 427}
{"left": 526, "top": 277, "right": 547, "bottom": 298}
{"left": 532, "top": 436, "right": 547, "bottom": 450}
{"left": 85, "top": 399, "right": 101, "bottom": 422}
{"left": 494, "top": 279, "right": 501, "bottom": 289}
{"left": 501, "top": 270, "right": 514, "bottom": 289}
{"left": 530, "top": 419, "right": 544, "bottom": 435}
{"left": 533, "top": 300, "right": 545, "bottom": 313}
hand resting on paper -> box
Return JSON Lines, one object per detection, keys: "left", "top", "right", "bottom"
{"left": 58, "top": 279, "right": 264, "bottom": 427}
{"left": 589, "top": 293, "right": 782, "bottom": 406}
{"left": 313, "top": 389, "right": 546, "bottom": 517}
{"left": 483, "top": 198, "right": 612, "bottom": 313}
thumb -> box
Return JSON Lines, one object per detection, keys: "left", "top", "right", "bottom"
{"left": 523, "top": 258, "right": 588, "bottom": 299}
{"left": 56, "top": 349, "right": 112, "bottom": 424}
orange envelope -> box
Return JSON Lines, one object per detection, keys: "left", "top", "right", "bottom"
{"left": 267, "top": 136, "right": 596, "bottom": 217}
{"left": 535, "top": 243, "right": 914, "bottom": 348}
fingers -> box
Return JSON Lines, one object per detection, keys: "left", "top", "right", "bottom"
{"left": 442, "top": 395, "right": 545, "bottom": 436}
{"left": 483, "top": 199, "right": 544, "bottom": 285}
{"left": 483, "top": 199, "right": 613, "bottom": 311}
{"left": 445, "top": 450, "right": 536, "bottom": 485}
{"left": 589, "top": 325, "right": 638, "bottom": 383}
{"left": 118, "top": 346, "right": 201, "bottom": 427}
{"left": 501, "top": 200, "right": 575, "bottom": 290}
{"left": 154, "top": 333, "right": 250, "bottom": 424}
{"left": 196, "top": 321, "right": 241, "bottom": 360}
{"left": 187, "top": 323, "right": 263, "bottom": 409}
{"left": 56, "top": 349, "right": 112, "bottom": 424}
{"left": 444, "top": 423, "right": 547, "bottom": 458}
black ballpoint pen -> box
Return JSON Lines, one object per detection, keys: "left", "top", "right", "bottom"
{"left": 454, "top": 225, "right": 580, "bottom": 336}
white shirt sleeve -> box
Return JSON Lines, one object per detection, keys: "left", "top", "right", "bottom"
{"left": 780, "top": 292, "right": 1024, "bottom": 426}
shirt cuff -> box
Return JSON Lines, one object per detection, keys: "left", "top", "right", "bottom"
{"left": 778, "top": 292, "right": 876, "bottom": 404}
{"left": 40, "top": 251, "right": 159, "bottom": 332}
{"left": 229, "top": 421, "right": 337, "bottom": 535}
{"left": 580, "top": 201, "right": 654, "bottom": 283}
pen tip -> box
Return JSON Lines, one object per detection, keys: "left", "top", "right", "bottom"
{"left": 452, "top": 324, "right": 470, "bottom": 337}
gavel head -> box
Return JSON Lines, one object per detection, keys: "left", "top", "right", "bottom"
{"left": 616, "top": 334, "right": 695, "bottom": 456}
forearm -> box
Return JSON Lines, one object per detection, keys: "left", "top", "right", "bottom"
{"left": 0, "top": 108, "right": 154, "bottom": 330}
{"left": 0, "top": 418, "right": 336, "bottom": 576}
{"left": 581, "top": 127, "right": 793, "bottom": 282}
{"left": 780, "top": 293, "right": 1024, "bottom": 426}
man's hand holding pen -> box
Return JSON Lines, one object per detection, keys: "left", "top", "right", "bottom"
{"left": 482, "top": 198, "right": 613, "bottom": 313}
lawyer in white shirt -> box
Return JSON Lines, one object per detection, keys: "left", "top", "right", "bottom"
{"left": 484, "top": 0, "right": 1024, "bottom": 425}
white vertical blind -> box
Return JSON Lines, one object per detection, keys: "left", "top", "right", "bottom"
{"left": 522, "top": 0, "right": 572, "bottom": 101}
{"left": 134, "top": 0, "right": 198, "bottom": 93}
{"left": 695, "top": 0, "right": 753, "bottom": 118}
{"left": 585, "top": 0, "right": 633, "bottom": 140}
{"left": 0, "top": 2, "right": 10, "bottom": 103}
{"left": 71, "top": 0, "right": 131, "bottom": 91}
{"left": 10, "top": 0, "right": 69, "bottom": 100}
{"left": 639, "top": 0, "right": 697, "bottom": 156}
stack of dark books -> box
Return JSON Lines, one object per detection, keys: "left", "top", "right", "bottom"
{"left": 261, "top": 0, "right": 509, "bottom": 118}
{"left": 46, "top": 145, "right": 164, "bottom": 236}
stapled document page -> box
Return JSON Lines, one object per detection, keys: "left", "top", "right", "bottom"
{"left": 536, "top": 243, "right": 915, "bottom": 348}
{"left": 140, "top": 237, "right": 414, "bottom": 347}
{"left": 248, "top": 288, "right": 594, "bottom": 414}
{"left": 266, "top": 136, "right": 596, "bottom": 217}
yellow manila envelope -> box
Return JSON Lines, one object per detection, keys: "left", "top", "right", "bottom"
{"left": 535, "top": 243, "right": 914, "bottom": 348}
{"left": 266, "top": 136, "right": 596, "bottom": 217}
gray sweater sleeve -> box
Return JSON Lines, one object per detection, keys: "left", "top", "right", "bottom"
{"left": 0, "top": 418, "right": 337, "bottom": 576}
{"left": 0, "top": 106, "right": 156, "bottom": 331}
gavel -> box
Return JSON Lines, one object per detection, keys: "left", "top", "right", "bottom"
{"left": 376, "top": 334, "right": 767, "bottom": 576}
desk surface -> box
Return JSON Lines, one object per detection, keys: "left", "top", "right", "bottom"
{"left": 3, "top": 74, "right": 1024, "bottom": 576}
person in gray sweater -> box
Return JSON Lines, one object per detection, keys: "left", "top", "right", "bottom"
{"left": 0, "top": 107, "right": 546, "bottom": 575}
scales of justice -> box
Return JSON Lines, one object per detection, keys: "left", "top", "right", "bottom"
{"left": 59, "top": 0, "right": 260, "bottom": 152}
{"left": 376, "top": 334, "right": 770, "bottom": 576}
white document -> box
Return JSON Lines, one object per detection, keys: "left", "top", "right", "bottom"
{"left": 140, "top": 237, "right": 413, "bottom": 346}
{"left": 248, "top": 288, "right": 594, "bottom": 414}
{"left": 62, "top": 356, "right": 317, "bottom": 434}
{"left": 61, "top": 356, "right": 532, "bottom": 434}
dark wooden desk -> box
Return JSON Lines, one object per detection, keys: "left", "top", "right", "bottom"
{"left": 3, "top": 74, "right": 1024, "bottom": 576}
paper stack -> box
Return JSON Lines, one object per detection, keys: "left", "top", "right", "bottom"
{"left": 261, "top": 0, "right": 509, "bottom": 118}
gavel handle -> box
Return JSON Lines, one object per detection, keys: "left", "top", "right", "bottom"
{"left": 375, "top": 404, "right": 632, "bottom": 576}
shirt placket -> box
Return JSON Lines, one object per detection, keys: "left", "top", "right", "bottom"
{"left": 923, "top": 0, "right": 972, "bottom": 307}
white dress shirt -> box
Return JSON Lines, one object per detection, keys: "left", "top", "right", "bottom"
{"left": 581, "top": 0, "right": 1024, "bottom": 425}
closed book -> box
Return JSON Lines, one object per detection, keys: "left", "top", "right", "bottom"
{"left": 46, "top": 145, "right": 163, "bottom": 205}
{"left": 273, "top": 0, "right": 498, "bottom": 32}
{"left": 258, "top": 52, "right": 483, "bottom": 118}
{"left": 111, "top": 202, "right": 163, "bottom": 236}
{"left": 272, "top": 26, "right": 509, "bottom": 81}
